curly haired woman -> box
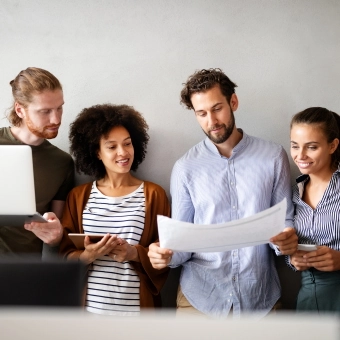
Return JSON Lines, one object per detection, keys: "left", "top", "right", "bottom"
{"left": 59, "top": 104, "right": 170, "bottom": 315}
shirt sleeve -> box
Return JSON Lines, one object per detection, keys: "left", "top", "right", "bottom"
{"left": 52, "top": 158, "right": 75, "bottom": 201}
{"left": 269, "top": 147, "right": 294, "bottom": 255}
{"left": 168, "top": 161, "right": 193, "bottom": 266}
{"left": 272, "top": 146, "right": 294, "bottom": 228}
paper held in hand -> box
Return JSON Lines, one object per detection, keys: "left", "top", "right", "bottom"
{"left": 157, "top": 198, "right": 287, "bottom": 252}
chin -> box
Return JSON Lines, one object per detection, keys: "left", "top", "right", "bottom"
{"left": 298, "top": 168, "right": 313, "bottom": 175}
{"left": 44, "top": 131, "right": 59, "bottom": 139}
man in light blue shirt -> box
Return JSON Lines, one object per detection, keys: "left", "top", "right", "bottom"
{"left": 148, "top": 68, "right": 298, "bottom": 318}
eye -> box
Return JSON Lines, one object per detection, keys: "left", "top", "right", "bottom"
{"left": 125, "top": 142, "right": 132, "bottom": 146}
{"left": 290, "top": 145, "right": 299, "bottom": 150}
{"left": 308, "top": 146, "right": 317, "bottom": 151}
{"left": 197, "top": 112, "right": 207, "bottom": 117}
{"left": 213, "top": 107, "right": 222, "bottom": 112}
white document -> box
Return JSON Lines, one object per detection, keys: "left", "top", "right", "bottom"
{"left": 158, "top": 198, "right": 287, "bottom": 252}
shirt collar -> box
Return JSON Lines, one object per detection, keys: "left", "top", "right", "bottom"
{"left": 296, "top": 165, "right": 340, "bottom": 198}
{"left": 204, "top": 129, "right": 248, "bottom": 158}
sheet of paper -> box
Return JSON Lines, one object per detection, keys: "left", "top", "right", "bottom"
{"left": 158, "top": 198, "right": 287, "bottom": 252}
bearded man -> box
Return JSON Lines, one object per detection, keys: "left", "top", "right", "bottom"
{"left": 0, "top": 67, "right": 74, "bottom": 257}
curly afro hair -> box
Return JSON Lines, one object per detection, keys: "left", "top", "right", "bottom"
{"left": 69, "top": 104, "right": 149, "bottom": 179}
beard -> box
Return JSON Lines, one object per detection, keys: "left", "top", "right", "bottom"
{"left": 204, "top": 110, "right": 235, "bottom": 144}
{"left": 25, "top": 115, "right": 60, "bottom": 139}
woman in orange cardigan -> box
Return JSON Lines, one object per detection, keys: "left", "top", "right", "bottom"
{"left": 59, "top": 104, "right": 170, "bottom": 315}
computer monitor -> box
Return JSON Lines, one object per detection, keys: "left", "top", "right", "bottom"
{"left": 0, "top": 259, "right": 87, "bottom": 307}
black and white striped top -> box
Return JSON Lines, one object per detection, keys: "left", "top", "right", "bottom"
{"left": 293, "top": 167, "right": 340, "bottom": 250}
{"left": 83, "top": 181, "right": 145, "bottom": 315}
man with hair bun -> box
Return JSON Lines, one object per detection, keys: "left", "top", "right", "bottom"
{"left": 0, "top": 67, "right": 74, "bottom": 257}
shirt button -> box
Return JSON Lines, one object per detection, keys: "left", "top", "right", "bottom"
{"left": 232, "top": 206, "right": 236, "bottom": 210}
{"left": 232, "top": 276, "right": 236, "bottom": 282}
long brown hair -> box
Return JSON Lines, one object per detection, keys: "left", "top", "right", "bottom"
{"left": 8, "top": 67, "right": 62, "bottom": 126}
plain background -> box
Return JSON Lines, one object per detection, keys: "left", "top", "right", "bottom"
{"left": 1, "top": 0, "right": 340, "bottom": 309}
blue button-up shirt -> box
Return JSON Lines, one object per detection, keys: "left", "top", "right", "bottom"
{"left": 169, "top": 130, "right": 293, "bottom": 318}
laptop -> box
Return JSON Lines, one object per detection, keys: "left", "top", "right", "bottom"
{"left": 0, "top": 258, "right": 87, "bottom": 307}
{"left": 0, "top": 145, "right": 47, "bottom": 226}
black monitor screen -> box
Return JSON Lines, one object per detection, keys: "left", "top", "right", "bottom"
{"left": 0, "top": 259, "right": 87, "bottom": 307}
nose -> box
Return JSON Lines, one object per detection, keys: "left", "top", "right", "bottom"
{"left": 50, "top": 110, "right": 62, "bottom": 125}
{"left": 207, "top": 112, "right": 218, "bottom": 127}
{"left": 297, "top": 148, "right": 307, "bottom": 159}
{"left": 117, "top": 144, "right": 128, "bottom": 156}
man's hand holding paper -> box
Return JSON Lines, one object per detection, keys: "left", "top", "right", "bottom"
{"left": 157, "top": 198, "right": 297, "bottom": 255}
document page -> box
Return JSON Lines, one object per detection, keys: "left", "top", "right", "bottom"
{"left": 158, "top": 198, "right": 287, "bottom": 252}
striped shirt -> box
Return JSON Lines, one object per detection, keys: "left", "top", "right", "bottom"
{"left": 292, "top": 167, "right": 340, "bottom": 250}
{"left": 169, "top": 130, "right": 294, "bottom": 318}
{"left": 83, "top": 181, "right": 145, "bottom": 315}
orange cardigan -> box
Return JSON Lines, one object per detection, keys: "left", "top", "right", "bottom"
{"left": 59, "top": 181, "right": 170, "bottom": 309}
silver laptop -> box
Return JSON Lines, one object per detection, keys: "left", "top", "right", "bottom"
{"left": 0, "top": 145, "right": 47, "bottom": 226}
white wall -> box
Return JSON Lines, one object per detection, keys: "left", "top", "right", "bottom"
{"left": 1, "top": 0, "right": 339, "bottom": 192}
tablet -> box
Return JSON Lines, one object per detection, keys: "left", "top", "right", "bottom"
{"left": 68, "top": 233, "right": 104, "bottom": 250}
{"left": 297, "top": 244, "right": 317, "bottom": 252}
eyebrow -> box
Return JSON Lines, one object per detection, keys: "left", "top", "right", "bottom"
{"left": 37, "top": 102, "right": 64, "bottom": 111}
{"left": 290, "top": 141, "right": 320, "bottom": 144}
{"left": 195, "top": 102, "right": 223, "bottom": 113}
{"left": 104, "top": 136, "right": 131, "bottom": 144}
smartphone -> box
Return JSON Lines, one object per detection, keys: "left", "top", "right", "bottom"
{"left": 297, "top": 244, "right": 317, "bottom": 252}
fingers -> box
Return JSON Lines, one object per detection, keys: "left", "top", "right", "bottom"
{"left": 148, "top": 242, "right": 173, "bottom": 269}
{"left": 290, "top": 251, "right": 310, "bottom": 271}
{"left": 43, "top": 212, "right": 58, "bottom": 221}
{"left": 89, "top": 234, "right": 118, "bottom": 249}
{"left": 24, "top": 217, "right": 63, "bottom": 246}
{"left": 302, "top": 247, "right": 340, "bottom": 271}
{"left": 270, "top": 227, "right": 298, "bottom": 255}
{"left": 109, "top": 242, "right": 138, "bottom": 262}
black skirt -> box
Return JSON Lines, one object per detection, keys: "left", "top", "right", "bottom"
{"left": 297, "top": 268, "right": 340, "bottom": 312}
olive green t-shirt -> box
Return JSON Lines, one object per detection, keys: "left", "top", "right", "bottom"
{"left": 0, "top": 127, "right": 74, "bottom": 256}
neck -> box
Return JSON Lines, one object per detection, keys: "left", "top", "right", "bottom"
{"left": 99, "top": 172, "right": 139, "bottom": 189}
{"left": 10, "top": 126, "right": 45, "bottom": 146}
{"left": 308, "top": 167, "right": 335, "bottom": 186}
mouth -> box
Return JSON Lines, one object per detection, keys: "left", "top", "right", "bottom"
{"left": 209, "top": 125, "right": 224, "bottom": 133}
{"left": 45, "top": 125, "right": 60, "bottom": 131}
{"left": 296, "top": 161, "right": 313, "bottom": 169}
{"left": 116, "top": 158, "right": 130, "bottom": 166}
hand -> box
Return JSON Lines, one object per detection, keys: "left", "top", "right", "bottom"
{"left": 147, "top": 242, "right": 173, "bottom": 269}
{"left": 270, "top": 227, "right": 298, "bottom": 255}
{"left": 24, "top": 212, "right": 63, "bottom": 246}
{"left": 290, "top": 251, "right": 311, "bottom": 271}
{"left": 108, "top": 240, "right": 139, "bottom": 262}
{"left": 302, "top": 246, "right": 340, "bottom": 272}
{"left": 80, "top": 234, "right": 124, "bottom": 264}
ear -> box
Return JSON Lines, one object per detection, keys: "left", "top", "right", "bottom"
{"left": 229, "top": 93, "right": 239, "bottom": 112}
{"left": 329, "top": 138, "right": 339, "bottom": 154}
{"left": 14, "top": 102, "right": 26, "bottom": 118}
